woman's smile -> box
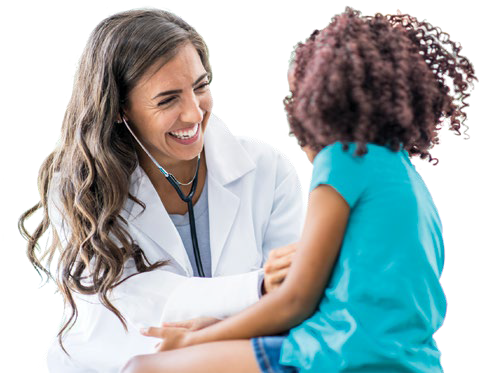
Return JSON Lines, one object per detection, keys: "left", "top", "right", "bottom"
{"left": 168, "top": 122, "right": 201, "bottom": 144}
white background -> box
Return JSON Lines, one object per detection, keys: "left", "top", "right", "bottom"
{"left": 1, "top": 0, "right": 499, "bottom": 371}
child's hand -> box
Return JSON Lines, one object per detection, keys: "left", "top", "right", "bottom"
{"left": 141, "top": 325, "right": 194, "bottom": 352}
{"left": 263, "top": 243, "right": 297, "bottom": 294}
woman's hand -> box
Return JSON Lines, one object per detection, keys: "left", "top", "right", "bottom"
{"left": 263, "top": 243, "right": 297, "bottom": 295}
{"left": 161, "top": 316, "right": 221, "bottom": 331}
{"left": 141, "top": 325, "right": 194, "bottom": 352}
{"left": 140, "top": 317, "right": 221, "bottom": 352}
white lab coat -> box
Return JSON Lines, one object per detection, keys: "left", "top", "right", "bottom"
{"left": 46, "top": 115, "right": 303, "bottom": 372}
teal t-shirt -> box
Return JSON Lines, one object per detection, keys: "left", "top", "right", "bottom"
{"left": 280, "top": 142, "right": 446, "bottom": 372}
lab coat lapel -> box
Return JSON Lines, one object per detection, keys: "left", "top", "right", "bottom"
{"left": 123, "top": 167, "right": 193, "bottom": 275}
{"left": 204, "top": 115, "right": 255, "bottom": 273}
{"left": 207, "top": 177, "right": 239, "bottom": 274}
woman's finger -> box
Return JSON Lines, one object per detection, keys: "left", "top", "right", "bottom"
{"left": 269, "top": 267, "right": 289, "bottom": 285}
{"left": 266, "top": 268, "right": 289, "bottom": 293}
{"left": 269, "top": 244, "right": 296, "bottom": 259}
{"left": 140, "top": 326, "right": 166, "bottom": 338}
{"left": 156, "top": 339, "right": 172, "bottom": 352}
{"left": 155, "top": 341, "right": 164, "bottom": 353}
{"left": 264, "top": 252, "right": 294, "bottom": 274}
{"left": 162, "top": 321, "right": 190, "bottom": 328}
{"left": 263, "top": 267, "right": 289, "bottom": 294}
{"left": 265, "top": 253, "right": 294, "bottom": 273}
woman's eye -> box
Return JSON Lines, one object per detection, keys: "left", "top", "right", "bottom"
{"left": 158, "top": 96, "right": 177, "bottom": 106}
{"left": 195, "top": 82, "right": 210, "bottom": 91}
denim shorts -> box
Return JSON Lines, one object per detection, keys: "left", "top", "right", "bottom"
{"left": 251, "top": 334, "right": 299, "bottom": 373}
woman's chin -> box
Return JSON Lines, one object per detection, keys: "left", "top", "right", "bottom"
{"left": 169, "top": 139, "right": 205, "bottom": 162}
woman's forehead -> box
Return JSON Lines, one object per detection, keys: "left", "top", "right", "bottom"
{"left": 134, "top": 43, "right": 206, "bottom": 94}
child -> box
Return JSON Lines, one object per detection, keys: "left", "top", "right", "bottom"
{"left": 123, "top": 7, "right": 476, "bottom": 373}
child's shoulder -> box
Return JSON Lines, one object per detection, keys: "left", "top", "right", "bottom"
{"left": 310, "top": 142, "right": 415, "bottom": 207}
{"left": 314, "top": 142, "right": 404, "bottom": 168}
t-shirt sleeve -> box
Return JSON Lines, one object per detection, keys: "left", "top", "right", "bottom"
{"left": 309, "top": 142, "right": 369, "bottom": 208}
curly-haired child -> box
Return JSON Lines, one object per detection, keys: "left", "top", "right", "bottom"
{"left": 123, "top": 7, "right": 476, "bottom": 373}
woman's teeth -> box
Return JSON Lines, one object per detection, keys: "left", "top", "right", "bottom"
{"left": 169, "top": 123, "right": 199, "bottom": 139}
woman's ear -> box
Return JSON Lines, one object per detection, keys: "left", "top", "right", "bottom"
{"left": 116, "top": 109, "right": 128, "bottom": 124}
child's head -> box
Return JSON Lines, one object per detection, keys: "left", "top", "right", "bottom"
{"left": 285, "top": 7, "right": 476, "bottom": 163}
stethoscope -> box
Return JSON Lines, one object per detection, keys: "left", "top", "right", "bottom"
{"left": 121, "top": 117, "right": 206, "bottom": 278}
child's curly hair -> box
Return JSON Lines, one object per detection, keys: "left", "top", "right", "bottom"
{"left": 285, "top": 7, "right": 477, "bottom": 163}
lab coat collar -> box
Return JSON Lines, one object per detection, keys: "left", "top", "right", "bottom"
{"left": 123, "top": 114, "right": 256, "bottom": 274}
{"left": 204, "top": 114, "right": 256, "bottom": 184}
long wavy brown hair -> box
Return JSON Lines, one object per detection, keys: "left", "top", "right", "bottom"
{"left": 285, "top": 8, "right": 477, "bottom": 162}
{"left": 18, "top": 9, "right": 212, "bottom": 351}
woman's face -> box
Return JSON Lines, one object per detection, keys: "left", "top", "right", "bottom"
{"left": 125, "top": 43, "right": 213, "bottom": 166}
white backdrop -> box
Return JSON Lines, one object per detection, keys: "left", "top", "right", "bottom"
{"left": 1, "top": 0, "right": 499, "bottom": 372}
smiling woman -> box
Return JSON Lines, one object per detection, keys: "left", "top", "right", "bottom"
{"left": 124, "top": 44, "right": 213, "bottom": 166}
{"left": 18, "top": 8, "right": 303, "bottom": 372}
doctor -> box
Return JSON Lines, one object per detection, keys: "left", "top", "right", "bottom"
{"left": 18, "top": 8, "right": 303, "bottom": 373}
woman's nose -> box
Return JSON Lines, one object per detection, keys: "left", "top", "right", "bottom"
{"left": 180, "top": 94, "right": 204, "bottom": 124}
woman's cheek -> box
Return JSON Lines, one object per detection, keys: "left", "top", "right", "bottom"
{"left": 202, "top": 91, "right": 214, "bottom": 113}
{"left": 201, "top": 93, "right": 213, "bottom": 130}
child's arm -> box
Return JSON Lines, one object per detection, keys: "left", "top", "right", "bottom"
{"left": 143, "top": 184, "right": 350, "bottom": 349}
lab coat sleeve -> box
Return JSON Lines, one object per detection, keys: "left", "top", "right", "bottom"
{"left": 261, "top": 156, "right": 304, "bottom": 258}
{"left": 110, "top": 267, "right": 263, "bottom": 328}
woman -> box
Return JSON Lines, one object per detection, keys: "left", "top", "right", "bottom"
{"left": 19, "top": 8, "right": 302, "bottom": 372}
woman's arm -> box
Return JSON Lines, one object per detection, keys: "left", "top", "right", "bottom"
{"left": 111, "top": 268, "right": 265, "bottom": 328}
{"left": 144, "top": 185, "right": 349, "bottom": 349}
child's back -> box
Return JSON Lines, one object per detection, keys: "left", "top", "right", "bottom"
{"left": 281, "top": 143, "right": 446, "bottom": 372}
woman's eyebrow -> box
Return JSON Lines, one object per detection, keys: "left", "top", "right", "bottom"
{"left": 152, "top": 73, "right": 209, "bottom": 100}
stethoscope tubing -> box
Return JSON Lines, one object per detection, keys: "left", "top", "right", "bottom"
{"left": 121, "top": 118, "right": 206, "bottom": 277}
{"left": 165, "top": 158, "right": 206, "bottom": 278}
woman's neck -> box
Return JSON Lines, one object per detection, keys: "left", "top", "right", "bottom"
{"left": 138, "top": 150, "right": 201, "bottom": 184}
{"left": 138, "top": 150, "right": 207, "bottom": 214}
